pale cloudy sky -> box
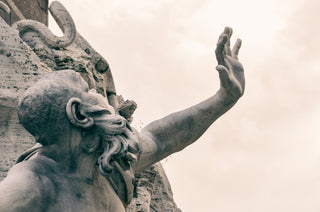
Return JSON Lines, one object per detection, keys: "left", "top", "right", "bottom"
{"left": 49, "top": 0, "right": 320, "bottom": 211}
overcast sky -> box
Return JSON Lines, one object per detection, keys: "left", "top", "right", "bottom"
{"left": 49, "top": 0, "right": 320, "bottom": 211}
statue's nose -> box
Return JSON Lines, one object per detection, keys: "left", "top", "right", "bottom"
{"left": 112, "top": 115, "right": 127, "bottom": 127}
{"left": 113, "top": 117, "right": 124, "bottom": 125}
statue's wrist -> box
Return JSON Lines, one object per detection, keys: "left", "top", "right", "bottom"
{"left": 217, "top": 88, "right": 239, "bottom": 106}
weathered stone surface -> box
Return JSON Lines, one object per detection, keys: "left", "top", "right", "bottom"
{"left": 0, "top": 16, "right": 51, "bottom": 180}
{"left": 0, "top": 0, "right": 48, "bottom": 26}
{"left": 12, "top": 0, "right": 48, "bottom": 25}
{"left": 0, "top": 1, "right": 10, "bottom": 24}
{"left": 21, "top": 31, "right": 106, "bottom": 94}
{"left": 127, "top": 163, "right": 182, "bottom": 212}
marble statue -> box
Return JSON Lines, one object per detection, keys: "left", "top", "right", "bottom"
{"left": 0, "top": 1, "right": 245, "bottom": 211}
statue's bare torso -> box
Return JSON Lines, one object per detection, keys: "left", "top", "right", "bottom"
{"left": 2, "top": 157, "right": 125, "bottom": 212}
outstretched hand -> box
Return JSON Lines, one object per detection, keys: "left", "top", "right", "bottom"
{"left": 136, "top": 27, "right": 246, "bottom": 171}
{"left": 215, "top": 27, "right": 245, "bottom": 103}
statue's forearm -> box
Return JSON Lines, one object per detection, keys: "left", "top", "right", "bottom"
{"left": 137, "top": 89, "right": 238, "bottom": 169}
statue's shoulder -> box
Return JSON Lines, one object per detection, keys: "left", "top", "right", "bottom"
{"left": 12, "top": 155, "right": 56, "bottom": 175}
{"left": 0, "top": 157, "right": 56, "bottom": 211}
{"left": 7, "top": 157, "right": 57, "bottom": 189}
{"left": 5, "top": 157, "right": 57, "bottom": 195}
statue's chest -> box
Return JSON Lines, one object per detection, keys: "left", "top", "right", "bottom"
{"left": 48, "top": 177, "right": 125, "bottom": 212}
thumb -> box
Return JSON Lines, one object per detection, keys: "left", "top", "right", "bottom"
{"left": 216, "top": 65, "right": 229, "bottom": 78}
{"left": 216, "top": 65, "right": 230, "bottom": 86}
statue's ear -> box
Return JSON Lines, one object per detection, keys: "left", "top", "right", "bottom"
{"left": 66, "top": 97, "right": 94, "bottom": 130}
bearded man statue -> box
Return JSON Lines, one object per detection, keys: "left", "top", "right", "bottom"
{"left": 0, "top": 27, "right": 244, "bottom": 212}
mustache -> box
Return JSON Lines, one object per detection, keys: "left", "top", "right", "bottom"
{"left": 94, "top": 115, "right": 127, "bottom": 135}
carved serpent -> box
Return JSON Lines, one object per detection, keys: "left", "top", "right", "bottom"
{"left": 13, "top": 1, "right": 76, "bottom": 48}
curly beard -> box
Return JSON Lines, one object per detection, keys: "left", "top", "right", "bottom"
{"left": 94, "top": 115, "right": 139, "bottom": 176}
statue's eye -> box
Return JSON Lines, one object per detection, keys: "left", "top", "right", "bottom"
{"left": 104, "top": 110, "right": 112, "bottom": 115}
{"left": 92, "top": 109, "right": 112, "bottom": 116}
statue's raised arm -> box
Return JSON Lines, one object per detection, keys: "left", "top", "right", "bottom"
{"left": 134, "top": 27, "right": 245, "bottom": 171}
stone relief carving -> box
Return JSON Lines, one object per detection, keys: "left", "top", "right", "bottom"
{"left": 0, "top": 1, "right": 245, "bottom": 211}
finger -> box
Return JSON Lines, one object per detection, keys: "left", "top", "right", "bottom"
{"left": 232, "top": 38, "right": 242, "bottom": 60}
{"left": 224, "top": 26, "right": 232, "bottom": 37}
{"left": 216, "top": 65, "right": 230, "bottom": 86}
{"left": 218, "top": 27, "right": 228, "bottom": 41}
{"left": 215, "top": 34, "right": 228, "bottom": 65}
{"left": 222, "top": 26, "right": 231, "bottom": 38}
{"left": 224, "top": 27, "right": 232, "bottom": 56}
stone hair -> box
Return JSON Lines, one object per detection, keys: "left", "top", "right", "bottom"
{"left": 17, "top": 70, "right": 90, "bottom": 145}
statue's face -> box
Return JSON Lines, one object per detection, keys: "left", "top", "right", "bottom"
{"left": 85, "top": 90, "right": 138, "bottom": 174}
